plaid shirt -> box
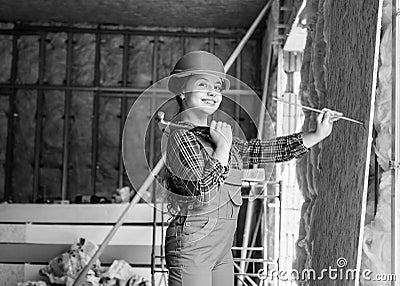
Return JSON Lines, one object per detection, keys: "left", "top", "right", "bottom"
{"left": 164, "top": 121, "right": 309, "bottom": 205}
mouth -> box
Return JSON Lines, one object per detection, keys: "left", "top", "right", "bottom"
{"left": 201, "top": 98, "right": 217, "bottom": 105}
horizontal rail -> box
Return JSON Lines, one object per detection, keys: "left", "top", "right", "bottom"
{"left": 0, "top": 25, "right": 262, "bottom": 39}
{"left": 0, "top": 83, "right": 261, "bottom": 96}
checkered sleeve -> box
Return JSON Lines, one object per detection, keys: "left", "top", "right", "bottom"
{"left": 232, "top": 132, "right": 309, "bottom": 165}
{"left": 165, "top": 129, "right": 230, "bottom": 205}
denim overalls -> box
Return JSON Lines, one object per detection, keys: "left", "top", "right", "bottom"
{"left": 165, "top": 135, "right": 243, "bottom": 286}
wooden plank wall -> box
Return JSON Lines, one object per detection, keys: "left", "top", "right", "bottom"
{"left": 0, "top": 203, "right": 167, "bottom": 285}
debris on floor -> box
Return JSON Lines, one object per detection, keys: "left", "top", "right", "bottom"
{"left": 20, "top": 237, "right": 151, "bottom": 286}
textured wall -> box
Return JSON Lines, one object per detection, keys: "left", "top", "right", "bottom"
{"left": 295, "top": 0, "right": 381, "bottom": 285}
{"left": 0, "top": 25, "right": 261, "bottom": 202}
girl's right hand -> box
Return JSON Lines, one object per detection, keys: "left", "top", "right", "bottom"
{"left": 210, "top": 120, "right": 232, "bottom": 149}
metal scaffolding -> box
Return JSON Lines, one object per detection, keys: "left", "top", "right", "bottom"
{"left": 392, "top": 1, "right": 400, "bottom": 284}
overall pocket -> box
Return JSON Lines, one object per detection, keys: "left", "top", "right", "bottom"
{"left": 226, "top": 186, "right": 242, "bottom": 219}
{"left": 181, "top": 216, "right": 217, "bottom": 244}
{"left": 182, "top": 216, "right": 209, "bottom": 236}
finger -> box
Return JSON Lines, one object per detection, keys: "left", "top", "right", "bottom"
{"left": 317, "top": 112, "right": 324, "bottom": 124}
{"left": 222, "top": 122, "right": 227, "bottom": 127}
{"left": 321, "top": 108, "right": 336, "bottom": 117}
{"left": 217, "top": 121, "right": 223, "bottom": 129}
{"left": 333, "top": 111, "right": 343, "bottom": 118}
{"left": 210, "top": 120, "right": 217, "bottom": 129}
{"left": 323, "top": 111, "right": 334, "bottom": 122}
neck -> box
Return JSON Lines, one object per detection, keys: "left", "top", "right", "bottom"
{"left": 180, "top": 112, "right": 208, "bottom": 126}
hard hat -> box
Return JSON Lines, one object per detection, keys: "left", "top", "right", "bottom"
{"left": 168, "top": 51, "right": 230, "bottom": 95}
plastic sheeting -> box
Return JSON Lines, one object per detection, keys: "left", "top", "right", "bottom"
{"left": 71, "top": 33, "right": 95, "bottom": 85}
{"left": 0, "top": 95, "right": 8, "bottom": 200}
{"left": 44, "top": 33, "right": 67, "bottom": 85}
{"left": 100, "top": 35, "right": 123, "bottom": 86}
{"left": 127, "top": 36, "right": 153, "bottom": 87}
{"left": 16, "top": 36, "right": 39, "bottom": 84}
{"left": 13, "top": 90, "right": 37, "bottom": 202}
{"left": 40, "top": 91, "right": 64, "bottom": 200}
{"left": 0, "top": 35, "right": 12, "bottom": 82}
{"left": 97, "top": 97, "right": 121, "bottom": 196}
{"left": 68, "top": 92, "right": 93, "bottom": 199}
{"left": 0, "top": 26, "right": 260, "bottom": 202}
{"left": 360, "top": 0, "right": 392, "bottom": 285}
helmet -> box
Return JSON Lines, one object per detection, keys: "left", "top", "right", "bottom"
{"left": 168, "top": 51, "right": 230, "bottom": 95}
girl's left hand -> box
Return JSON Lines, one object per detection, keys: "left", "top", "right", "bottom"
{"left": 315, "top": 108, "right": 343, "bottom": 139}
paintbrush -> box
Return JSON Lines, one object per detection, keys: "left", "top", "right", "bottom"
{"left": 272, "top": 97, "right": 364, "bottom": 126}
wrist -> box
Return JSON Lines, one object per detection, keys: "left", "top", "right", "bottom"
{"left": 215, "top": 141, "right": 231, "bottom": 150}
{"left": 302, "top": 131, "right": 326, "bottom": 148}
{"left": 214, "top": 144, "right": 230, "bottom": 166}
{"left": 315, "top": 129, "right": 328, "bottom": 140}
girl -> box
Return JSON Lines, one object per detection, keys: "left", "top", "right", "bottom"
{"left": 161, "top": 51, "right": 341, "bottom": 286}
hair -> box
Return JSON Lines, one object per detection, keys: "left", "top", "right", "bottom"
{"left": 175, "top": 94, "right": 184, "bottom": 114}
{"left": 159, "top": 93, "right": 185, "bottom": 216}
{"left": 160, "top": 164, "right": 202, "bottom": 216}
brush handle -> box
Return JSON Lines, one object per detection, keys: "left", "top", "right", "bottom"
{"left": 272, "top": 97, "right": 364, "bottom": 125}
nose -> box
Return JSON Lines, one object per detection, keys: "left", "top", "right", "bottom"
{"left": 207, "top": 91, "right": 219, "bottom": 97}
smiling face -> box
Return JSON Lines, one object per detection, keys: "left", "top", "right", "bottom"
{"left": 181, "top": 74, "right": 223, "bottom": 116}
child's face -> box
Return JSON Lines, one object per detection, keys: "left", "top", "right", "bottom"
{"left": 182, "top": 74, "right": 223, "bottom": 115}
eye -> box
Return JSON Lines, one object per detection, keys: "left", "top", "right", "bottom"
{"left": 198, "top": 82, "right": 207, "bottom": 87}
{"left": 214, "top": 85, "right": 222, "bottom": 91}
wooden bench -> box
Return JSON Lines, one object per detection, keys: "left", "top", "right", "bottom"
{"left": 0, "top": 203, "right": 168, "bottom": 285}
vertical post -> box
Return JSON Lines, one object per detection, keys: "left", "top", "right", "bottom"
{"left": 209, "top": 32, "right": 215, "bottom": 53}
{"left": 392, "top": 1, "right": 400, "bottom": 285}
{"left": 262, "top": 191, "right": 269, "bottom": 280}
{"left": 257, "top": 37, "right": 272, "bottom": 139}
{"left": 91, "top": 30, "right": 101, "bottom": 195}
{"left": 4, "top": 34, "right": 19, "bottom": 202}
{"left": 118, "top": 34, "right": 129, "bottom": 188}
{"left": 234, "top": 37, "right": 241, "bottom": 137}
{"left": 61, "top": 32, "right": 73, "bottom": 201}
{"left": 33, "top": 32, "right": 46, "bottom": 202}
{"left": 238, "top": 194, "right": 255, "bottom": 286}
{"left": 236, "top": 38, "right": 251, "bottom": 286}
{"left": 150, "top": 36, "right": 159, "bottom": 172}
{"left": 150, "top": 35, "right": 159, "bottom": 286}
{"left": 274, "top": 44, "right": 284, "bottom": 286}
{"left": 180, "top": 36, "right": 186, "bottom": 55}
{"left": 275, "top": 181, "right": 282, "bottom": 286}
{"left": 374, "top": 129, "right": 379, "bottom": 215}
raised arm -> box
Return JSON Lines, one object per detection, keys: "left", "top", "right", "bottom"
{"left": 232, "top": 107, "right": 342, "bottom": 165}
{"left": 232, "top": 132, "right": 309, "bottom": 165}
